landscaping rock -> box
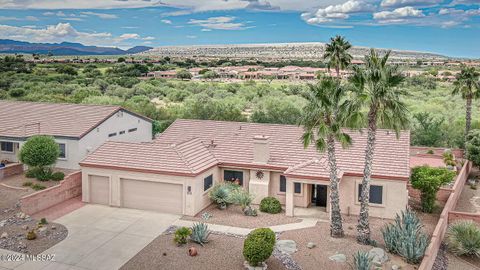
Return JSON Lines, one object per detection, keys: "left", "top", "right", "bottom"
{"left": 21, "top": 225, "right": 29, "bottom": 230}
{"left": 244, "top": 261, "right": 267, "bottom": 270}
{"left": 306, "top": 242, "right": 316, "bottom": 249}
{"left": 329, "top": 253, "right": 346, "bottom": 263}
{"left": 0, "top": 220, "right": 7, "bottom": 227}
{"left": 38, "top": 227, "right": 47, "bottom": 233}
{"left": 1, "top": 232, "right": 8, "bottom": 239}
{"left": 276, "top": 240, "right": 297, "bottom": 255}
{"left": 391, "top": 265, "right": 400, "bottom": 270}
{"left": 368, "top": 247, "right": 388, "bottom": 265}
{"left": 51, "top": 225, "right": 56, "bottom": 230}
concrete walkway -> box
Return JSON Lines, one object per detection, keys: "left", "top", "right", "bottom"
{"left": 0, "top": 205, "right": 180, "bottom": 270}
{"left": 173, "top": 217, "right": 324, "bottom": 236}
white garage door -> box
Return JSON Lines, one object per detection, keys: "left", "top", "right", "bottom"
{"left": 89, "top": 175, "right": 110, "bottom": 205}
{"left": 121, "top": 179, "right": 183, "bottom": 214}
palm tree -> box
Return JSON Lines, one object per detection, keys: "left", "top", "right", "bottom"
{"left": 300, "top": 77, "right": 354, "bottom": 238}
{"left": 323, "top": 36, "right": 353, "bottom": 78}
{"left": 452, "top": 65, "right": 480, "bottom": 138}
{"left": 346, "top": 49, "right": 409, "bottom": 244}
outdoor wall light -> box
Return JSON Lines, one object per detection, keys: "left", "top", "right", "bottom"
{"left": 187, "top": 186, "right": 192, "bottom": 194}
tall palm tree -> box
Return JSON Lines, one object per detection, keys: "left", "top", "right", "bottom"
{"left": 300, "top": 77, "right": 354, "bottom": 238}
{"left": 346, "top": 49, "right": 409, "bottom": 244}
{"left": 452, "top": 65, "right": 480, "bottom": 138}
{"left": 323, "top": 36, "right": 353, "bottom": 78}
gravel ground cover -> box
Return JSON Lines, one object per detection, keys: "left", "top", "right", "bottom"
{"left": 181, "top": 204, "right": 301, "bottom": 228}
{"left": 1, "top": 169, "right": 76, "bottom": 191}
{"left": 446, "top": 253, "right": 480, "bottom": 269}
{"left": 0, "top": 185, "right": 68, "bottom": 255}
{"left": 121, "top": 230, "right": 286, "bottom": 270}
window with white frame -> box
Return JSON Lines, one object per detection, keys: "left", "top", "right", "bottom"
{"left": 58, "top": 143, "right": 66, "bottom": 159}
{"left": 0, "top": 141, "right": 13, "bottom": 153}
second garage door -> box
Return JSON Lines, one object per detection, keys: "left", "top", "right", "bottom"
{"left": 121, "top": 179, "right": 183, "bottom": 214}
{"left": 89, "top": 175, "right": 110, "bottom": 205}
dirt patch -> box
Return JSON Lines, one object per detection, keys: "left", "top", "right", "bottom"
{"left": 279, "top": 214, "right": 433, "bottom": 270}
{"left": 181, "top": 204, "right": 301, "bottom": 229}
{"left": 121, "top": 232, "right": 286, "bottom": 270}
{"left": 1, "top": 169, "right": 76, "bottom": 192}
{"left": 0, "top": 186, "right": 68, "bottom": 255}
{"left": 446, "top": 252, "right": 480, "bottom": 270}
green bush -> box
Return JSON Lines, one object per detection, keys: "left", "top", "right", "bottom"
{"left": 51, "top": 171, "right": 65, "bottom": 181}
{"left": 39, "top": 218, "right": 48, "bottom": 225}
{"left": 382, "top": 209, "right": 429, "bottom": 264}
{"left": 243, "top": 228, "right": 276, "bottom": 267}
{"left": 259, "top": 197, "right": 282, "bottom": 214}
{"left": 174, "top": 227, "right": 192, "bottom": 246}
{"left": 446, "top": 220, "right": 480, "bottom": 257}
{"left": 26, "top": 230, "right": 37, "bottom": 240}
{"left": 190, "top": 223, "right": 210, "bottom": 246}
{"left": 35, "top": 168, "right": 53, "bottom": 181}
{"left": 353, "top": 251, "right": 373, "bottom": 270}
{"left": 208, "top": 183, "right": 238, "bottom": 209}
{"left": 31, "top": 184, "right": 46, "bottom": 191}
{"left": 22, "top": 181, "right": 33, "bottom": 187}
{"left": 466, "top": 130, "right": 480, "bottom": 167}
{"left": 411, "top": 166, "right": 456, "bottom": 213}
{"left": 19, "top": 135, "right": 60, "bottom": 168}
{"left": 25, "top": 167, "right": 43, "bottom": 178}
{"left": 230, "top": 189, "right": 255, "bottom": 211}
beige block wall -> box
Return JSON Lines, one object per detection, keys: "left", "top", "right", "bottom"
{"left": 339, "top": 176, "right": 408, "bottom": 219}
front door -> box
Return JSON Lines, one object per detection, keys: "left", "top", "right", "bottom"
{"left": 311, "top": 185, "right": 327, "bottom": 207}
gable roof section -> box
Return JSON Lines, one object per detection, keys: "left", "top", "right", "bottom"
{"left": 0, "top": 101, "right": 150, "bottom": 139}
{"left": 81, "top": 119, "right": 410, "bottom": 180}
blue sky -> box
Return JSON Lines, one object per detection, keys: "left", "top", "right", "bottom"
{"left": 0, "top": 0, "right": 479, "bottom": 58}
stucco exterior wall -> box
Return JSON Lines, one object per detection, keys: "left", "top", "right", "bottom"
{"left": 339, "top": 176, "right": 408, "bottom": 219}
{"left": 60, "top": 111, "right": 152, "bottom": 170}
{"left": 270, "top": 173, "right": 312, "bottom": 207}
{"left": 193, "top": 166, "right": 221, "bottom": 214}
{"left": 81, "top": 167, "right": 197, "bottom": 215}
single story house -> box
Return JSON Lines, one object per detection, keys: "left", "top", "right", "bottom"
{"left": 80, "top": 119, "right": 410, "bottom": 219}
{"left": 0, "top": 100, "right": 152, "bottom": 170}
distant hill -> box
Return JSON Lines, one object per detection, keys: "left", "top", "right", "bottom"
{"left": 0, "top": 40, "right": 153, "bottom": 56}
{"left": 142, "top": 42, "right": 449, "bottom": 60}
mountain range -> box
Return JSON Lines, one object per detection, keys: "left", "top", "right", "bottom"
{"left": 0, "top": 40, "right": 152, "bottom": 56}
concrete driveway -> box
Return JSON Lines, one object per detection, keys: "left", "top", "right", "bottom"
{"left": 0, "top": 204, "right": 180, "bottom": 270}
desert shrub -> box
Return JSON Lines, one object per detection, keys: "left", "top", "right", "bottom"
{"left": 353, "top": 251, "right": 373, "bottom": 270}
{"left": 230, "top": 189, "right": 255, "bottom": 211}
{"left": 427, "top": 149, "right": 434, "bottom": 154}
{"left": 244, "top": 205, "right": 258, "bottom": 216}
{"left": 259, "top": 197, "right": 282, "bottom": 214}
{"left": 31, "top": 184, "right": 46, "bottom": 191}
{"left": 19, "top": 135, "right": 59, "bottom": 169}
{"left": 35, "top": 168, "right": 53, "bottom": 181}
{"left": 190, "top": 223, "right": 210, "bottom": 246}
{"left": 25, "top": 167, "right": 43, "bottom": 178}
{"left": 466, "top": 130, "right": 480, "bottom": 167}
{"left": 174, "top": 227, "right": 192, "bottom": 246}
{"left": 39, "top": 218, "right": 48, "bottom": 225}
{"left": 26, "top": 230, "right": 37, "bottom": 240}
{"left": 443, "top": 151, "right": 456, "bottom": 167}
{"left": 382, "top": 209, "right": 429, "bottom": 264}
{"left": 51, "top": 171, "right": 65, "bottom": 181}
{"left": 22, "top": 181, "right": 33, "bottom": 187}
{"left": 208, "top": 183, "right": 238, "bottom": 209}
{"left": 446, "top": 220, "right": 480, "bottom": 257}
{"left": 243, "top": 228, "right": 276, "bottom": 267}
{"left": 411, "top": 166, "right": 456, "bottom": 213}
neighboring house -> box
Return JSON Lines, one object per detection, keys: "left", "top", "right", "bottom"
{"left": 80, "top": 119, "right": 410, "bottom": 219}
{"left": 0, "top": 101, "right": 152, "bottom": 170}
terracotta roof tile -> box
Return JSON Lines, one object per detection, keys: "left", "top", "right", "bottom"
{"left": 0, "top": 100, "right": 122, "bottom": 138}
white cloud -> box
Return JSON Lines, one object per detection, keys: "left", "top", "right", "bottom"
{"left": 201, "top": 28, "right": 212, "bottom": 31}
{"left": 143, "top": 36, "right": 155, "bottom": 40}
{"left": 161, "top": 19, "right": 172, "bottom": 24}
{"left": 380, "top": 0, "right": 442, "bottom": 8}
{"left": 80, "top": 11, "right": 118, "bottom": 19}
{"left": 0, "top": 22, "right": 150, "bottom": 47}
{"left": 302, "top": 0, "right": 375, "bottom": 24}
{"left": 0, "top": 15, "right": 38, "bottom": 21}
{"left": 449, "top": 0, "right": 480, "bottom": 6}
{"left": 373, "top": 6, "right": 425, "bottom": 22}
{"left": 188, "top": 16, "right": 252, "bottom": 30}
{"left": 186, "top": 35, "right": 197, "bottom": 38}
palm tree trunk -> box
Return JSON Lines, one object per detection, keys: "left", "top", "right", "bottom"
{"left": 327, "top": 134, "right": 344, "bottom": 238}
{"left": 466, "top": 96, "right": 472, "bottom": 138}
{"left": 357, "top": 106, "right": 377, "bottom": 245}
{"left": 335, "top": 67, "right": 340, "bottom": 79}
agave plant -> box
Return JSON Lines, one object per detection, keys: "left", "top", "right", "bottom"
{"left": 447, "top": 220, "right": 480, "bottom": 257}
{"left": 230, "top": 189, "right": 255, "bottom": 211}
{"left": 208, "top": 183, "right": 232, "bottom": 209}
{"left": 353, "top": 251, "right": 373, "bottom": 270}
{"left": 381, "top": 209, "right": 429, "bottom": 264}
{"left": 190, "top": 222, "right": 210, "bottom": 246}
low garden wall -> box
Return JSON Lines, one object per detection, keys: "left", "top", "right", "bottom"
{"left": 20, "top": 171, "right": 82, "bottom": 215}
{"left": 418, "top": 160, "right": 472, "bottom": 270}
{"left": 0, "top": 163, "right": 23, "bottom": 180}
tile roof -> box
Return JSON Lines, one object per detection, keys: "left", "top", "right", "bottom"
{"left": 0, "top": 101, "right": 146, "bottom": 139}
{"left": 80, "top": 138, "right": 218, "bottom": 175}
{"left": 81, "top": 119, "right": 411, "bottom": 180}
